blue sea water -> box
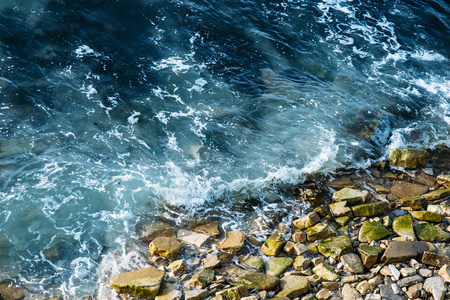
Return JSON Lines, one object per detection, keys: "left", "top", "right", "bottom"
{"left": 0, "top": 0, "right": 449, "bottom": 298}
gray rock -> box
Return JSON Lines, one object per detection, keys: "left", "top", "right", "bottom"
{"left": 341, "top": 283, "right": 363, "bottom": 300}
{"left": 184, "top": 289, "right": 209, "bottom": 300}
{"left": 378, "top": 284, "right": 403, "bottom": 300}
{"left": 381, "top": 241, "right": 429, "bottom": 263}
{"left": 423, "top": 276, "right": 446, "bottom": 300}
{"left": 340, "top": 253, "right": 364, "bottom": 274}
{"left": 396, "top": 275, "right": 423, "bottom": 288}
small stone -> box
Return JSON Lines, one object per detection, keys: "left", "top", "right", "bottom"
{"left": 414, "top": 223, "right": 450, "bottom": 242}
{"left": 391, "top": 283, "right": 401, "bottom": 294}
{"left": 203, "top": 253, "right": 232, "bottom": 269}
{"left": 335, "top": 216, "right": 351, "bottom": 226}
{"left": 294, "top": 255, "right": 310, "bottom": 271}
{"left": 328, "top": 177, "right": 354, "bottom": 190}
{"left": 400, "top": 267, "right": 416, "bottom": 277}
{"left": 418, "top": 268, "right": 433, "bottom": 277}
{"left": 219, "top": 232, "right": 246, "bottom": 253}
{"left": 305, "top": 223, "right": 337, "bottom": 242}
{"left": 341, "top": 283, "right": 363, "bottom": 300}
{"left": 422, "top": 188, "right": 450, "bottom": 201}
{"left": 405, "top": 283, "right": 422, "bottom": 299}
{"left": 177, "top": 230, "right": 210, "bottom": 248}
{"left": 216, "top": 285, "right": 248, "bottom": 300}
{"left": 276, "top": 275, "right": 310, "bottom": 298}
{"left": 316, "top": 288, "right": 332, "bottom": 300}
{"left": 293, "top": 212, "right": 321, "bottom": 230}
{"left": 149, "top": 237, "right": 183, "bottom": 260}
{"left": 169, "top": 260, "right": 187, "bottom": 276}
{"left": 329, "top": 201, "right": 353, "bottom": 218}
{"left": 110, "top": 267, "right": 165, "bottom": 299}
{"left": 232, "top": 271, "right": 280, "bottom": 290}
{"left": 242, "top": 256, "right": 264, "bottom": 271}
{"left": 139, "top": 221, "right": 176, "bottom": 242}
{"left": 421, "top": 251, "right": 450, "bottom": 267}
{"left": 355, "top": 280, "right": 371, "bottom": 295}
{"left": 312, "top": 263, "right": 339, "bottom": 281}
{"left": 261, "top": 232, "right": 286, "bottom": 256}
{"left": 364, "top": 294, "right": 381, "bottom": 300}
{"left": 184, "top": 289, "right": 209, "bottom": 300}
{"left": 340, "top": 253, "right": 364, "bottom": 274}
{"left": 194, "top": 221, "right": 220, "bottom": 237}
{"left": 423, "top": 276, "right": 446, "bottom": 300}
{"left": 188, "top": 268, "right": 215, "bottom": 289}
{"left": 379, "top": 284, "right": 403, "bottom": 300}
{"left": 293, "top": 243, "right": 309, "bottom": 256}
{"left": 321, "top": 281, "right": 339, "bottom": 290}
{"left": 357, "top": 245, "right": 383, "bottom": 268}
{"left": 438, "top": 265, "right": 450, "bottom": 282}
{"left": 381, "top": 241, "right": 429, "bottom": 263}
{"left": 358, "top": 222, "right": 390, "bottom": 243}
{"left": 332, "top": 188, "right": 370, "bottom": 205}
{"left": 311, "top": 257, "right": 323, "bottom": 267}
{"left": 156, "top": 283, "right": 182, "bottom": 300}
{"left": 351, "top": 202, "right": 389, "bottom": 217}
{"left": 389, "top": 148, "right": 429, "bottom": 168}
{"left": 396, "top": 275, "right": 423, "bottom": 288}
{"left": 283, "top": 241, "right": 295, "bottom": 255}
{"left": 318, "top": 235, "right": 353, "bottom": 259}
{"left": 265, "top": 257, "right": 294, "bottom": 277}
{"left": 399, "top": 196, "right": 426, "bottom": 210}
{"left": 410, "top": 211, "right": 443, "bottom": 223}
{"left": 300, "top": 294, "right": 315, "bottom": 300}
{"left": 389, "top": 264, "right": 401, "bottom": 281}
{"left": 292, "top": 231, "right": 307, "bottom": 243}
{"left": 392, "top": 215, "right": 416, "bottom": 241}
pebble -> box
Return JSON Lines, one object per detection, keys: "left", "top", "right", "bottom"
{"left": 316, "top": 288, "right": 332, "bottom": 300}
{"left": 399, "top": 267, "right": 416, "bottom": 277}
{"left": 388, "top": 265, "right": 400, "bottom": 280}
{"left": 418, "top": 268, "right": 433, "bottom": 278}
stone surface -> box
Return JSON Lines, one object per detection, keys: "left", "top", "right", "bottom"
{"left": 312, "top": 263, "right": 339, "bottom": 281}
{"left": 399, "top": 196, "right": 426, "bottom": 210}
{"left": 316, "top": 288, "right": 332, "bottom": 300}
{"left": 194, "top": 221, "right": 220, "bottom": 237}
{"left": 438, "top": 265, "right": 450, "bottom": 282}
{"left": 293, "top": 255, "right": 310, "bottom": 271}
{"left": 381, "top": 241, "right": 429, "bottom": 263}
{"left": 276, "top": 275, "right": 310, "bottom": 298}
{"left": 216, "top": 285, "right": 248, "bottom": 300}
{"left": 110, "top": 267, "right": 165, "bottom": 299}
{"left": 318, "top": 235, "right": 353, "bottom": 259}
{"left": 396, "top": 275, "right": 423, "bottom": 288}
{"left": 351, "top": 201, "right": 389, "bottom": 217}
{"left": 292, "top": 231, "right": 307, "bottom": 243}
{"left": 335, "top": 216, "right": 351, "bottom": 226}
{"left": 265, "top": 257, "right": 294, "bottom": 277}
{"left": 184, "top": 289, "right": 209, "bottom": 300}
{"left": 155, "top": 283, "right": 182, "bottom": 300}
{"left": 332, "top": 188, "right": 370, "bottom": 205}
{"left": 405, "top": 283, "right": 422, "bottom": 299}
{"left": 421, "top": 251, "right": 450, "bottom": 267}
{"left": 437, "top": 174, "right": 450, "bottom": 187}
{"left": 177, "top": 230, "right": 210, "bottom": 248}
{"left": 219, "top": 231, "right": 246, "bottom": 253}
{"left": 427, "top": 204, "right": 450, "bottom": 216}
{"left": 422, "top": 188, "right": 450, "bottom": 201}
{"left": 139, "top": 221, "right": 176, "bottom": 242}
{"left": 169, "top": 259, "right": 187, "bottom": 276}
{"left": 293, "top": 212, "right": 321, "bottom": 230}
{"left": 188, "top": 268, "right": 215, "bottom": 289}
{"left": 0, "top": 284, "right": 26, "bottom": 300}
{"left": 392, "top": 214, "right": 416, "bottom": 241}
{"left": 423, "top": 276, "right": 446, "bottom": 300}
{"left": 261, "top": 232, "right": 286, "bottom": 256}
{"left": 389, "top": 148, "right": 429, "bottom": 168}
{"left": 379, "top": 284, "right": 403, "bottom": 300}
{"left": 357, "top": 245, "right": 383, "bottom": 268}
{"left": 149, "top": 237, "right": 183, "bottom": 260}
{"left": 203, "top": 253, "right": 232, "bottom": 269}
{"left": 232, "top": 271, "right": 280, "bottom": 290}
{"left": 414, "top": 223, "right": 450, "bottom": 242}
{"left": 400, "top": 267, "right": 416, "bottom": 277}
{"left": 340, "top": 253, "right": 364, "bottom": 274}
{"left": 305, "top": 223, "right": 337, "bottom": 242}
{"left": 242, "top": 256, "right": 264, "bottom": 271}
{"left": 341, "top": 283, "right": 363, "bottom": 300}
{"left": 410, "top": 211, "right": 443, "bottom": 223}
{"left": 329, "top": 201, "right": 353, "bottom": 218}
{"left": 390, "top": 182, "right": 429, "bottom": 199}
{"left": 358, "top": 222, "right": 390, "bottom": 243}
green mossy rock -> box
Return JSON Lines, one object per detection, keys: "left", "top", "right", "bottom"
{"left": 276, "top": 275, "right": 310, "bottom": 298}
{"left": 392, "top": 215, "right": 416, "bottom": 241}
{"left": 312, "top": 263, "right": 339, "bottom": 281}
{"left": 335, "top": 216, "right": 351, "bottom": 227}
{"left": 357, "top": 245, "right": 383, "bottom": 268}
{"left": 261, "top": 232, "right": 286, "bottom": 256}
{"left": 410, "top": 211, "right": 443, "bottom": 223}
{"left": 216, "top": 285, "right": 247, "bottom": 300}
{"left": 232, "top": 271, "right": 280, "bottom": 290}
{"left": 305, "top": 223, "right": 337, "bottom": 242}
{"left": 188, "top": 268, "right": 215, "bottom": 289}
{"left": 351, "top": 201, "right": 389, "bottom": 217}
{"left": 332, "top": 188, "right": 370, "bottom": 205}
{"left": 293, "top": 212, "right": 321, "bottom": 230}
{"left": 389, "top": 148, "right": 429, "bottom": 168}
{"left": 422, "top": 188, "right": 450, "bottom": 201}
{"left": 265, "top": 257, "right": 294, "bottom": 277}
{"left": 219, "top": 232, "right": 246, "bottom": 253}
{"left": 111, "top": 267, "right": 165, "bottom": 299}
{"left": 358, "top": 222, "right": 390, "bottom": 243}
{"left": 399, "top": 196, "right": 426, "bottom": 210}
{"left": 149, "top": 237, "right": 183, "bottom": 260}
{"left": 195, "top": 221, "right": 220, "bottom": 237}
{"left": 414, "top": 223, "right": 450, "bottom": 242}
{"left": 242, "top": 256, "right": 265, "bottom": 271}
{"left": 318, "top": 235, "right": 353, "bottom": 259}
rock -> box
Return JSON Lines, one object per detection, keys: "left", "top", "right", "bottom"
{"left": 422, "top": 188, "right": 450, "bottom": 201}
{"left": 317, "top": 235, "right": 353, "bottom": 259}
{"left": 177, "top": 230, "right": 210, "bottom": 248}
{"left": 437, "top": 174, "right": 450, "bottom": 187}
{"left": 110, "top": 267, "right": 165, "bottom": 299}
{"left": 438, "top": 265, "right": 450, "bottom": 282}
{"left": 216, "top": 285, "right": 248, "bottom": 300}
{"left": 332, "top": 188, "right": 370, "bottom": 205}
{"left": 427, "top": 204, "right": 450, "bottom": 216}
{"left": 149, "top": 237, "right": 183, "bottom": 260}
{"left": 194, "top": 221, "right": 220, "bottom": 237}
{"left": 392, "top": 215, "right": 416, "bottom": 241}
{"left": 139, "top": 221, "right": 176, "bottom": 242}
{"left": 400, "top": 267, "right": 416, "bottom": 277}
{"left": 0, "top": 284, "right": 26, "bottom": 300}
{"left": 316, "top": 288, "right": 332, "bottom": 300}
{"left": 292, "top": 231, "right": 307, "bottom": 243}
{"left": 358, "top": 222, "right": 390, "bottom": 243}
{"left": 261, "top": 232, "right": 286, "bottom": 256}
{"left": 381, "top": 241, "right": 429, "bottom": 263}
{"left": 292, "top": 182, "right": 325, "bottom": 206}
{"left": 328, "top": 177, "right": 354, "bottom": 190}
{"left": 341, "top": 283, "right": 363, "bottom": 300}
{"left": 421, "top": 251, "right": 450, "bottom": 267}
{"left": 293, "top": 243, "right": 309, "bottom": 256}
{"left": 156, "top": 284, "right": 182, "bottom": 300}
{"left": 184, "top": 289, "right": 209, "bottom": 300}
{"left": 414, "top": 223, "right": 450, "bottom": 242}
{"left": 364, "top": 294, "right": 381, "bottom": 300}
{"left": 351, "top": 201, "right": 389, "bottom": 217}
{"left": 321, "top": 281, "right": 339, "bottom": 290}
{"left": 188, "top": 268, "right": 215, "bottom": 289}
{"left": 293, "top": 255, "right": 310, "bottom": 271}
{"left": 219, "top": 232, "right": 246, "bottom": 253}
{"left": 265, "top": 257, "right": 294, "bottom": 277}
{"left": 242, "top": 256, "right": 264, "bottom": 271}
{"left": 232, "top": 271, "right": 280, "bottom": 290}
{"left": 389, "top": 264, "right": 401, "bottom": 280}
{"left": 423, "top": 276, "right": 446, "bottom": 300}
{"left": 329, "top": 201, "right": 353, "bottom": 218}
{"left": 410, "top": 211, "right": 443, "bottom": 223}
{"left": 355, "top": 280, "right": 371, "bottom": 295}
{"left": 389, "top": 148, "right": 429, "bottom": 168}
{"left": 169, "top": 259, "right": 187, "bottom": 276}
{"left": 203, "top": 253, "right": 232, "bottom": 268}
{"left": 399, "top": 196, "right": 426, "bottom": 210}
{"left": 305, "top": 223, "right": 337, "bottom": 242}
{"left": 293, "top": 212, "right": 321, "bottom": 230}
{"left": 276, "top": 275, "right": 310, "bottom": 298}
{"left": 312, "top": 263, "right": 339, "bottom": 281}
{"left": 340, "top": 253, "right": 364, "bottom": 274}
{"left": 378, "top": 284, "right": 403, "bottom": 300}
{"left": 396, "top": 275, "right": 423, "bottom": 288}
{"left": 357, "top": 245, "right": 383, "bottom": 268}
{"left": 405, "top": 283, "right": 422, "bottom": 299}
{"left": 419, "top": 268, "right": 433, "bottom": 277}
{"left": 43, "top": 246, "right": 59, "bottom": 259}
{"left": 390, "top": 182, "right": 429, "bottom": 199}
{"left": 335, "top": 216, "right": 351, "bottom": 226}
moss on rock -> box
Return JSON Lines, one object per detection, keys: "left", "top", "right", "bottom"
{"left": 318, "top": 235, "right": 353, "bottom": 259}
{"left": 358, "top": 222, "right": 390, "bottom": 243}
{"left": 392, "top": 215, "right": 416, "bottom": 241}
{"left": 414, "top": 223, "right": 450, "bottom": 242}
{"left": 110, "top": 267, "right": 165, "bottom": 299}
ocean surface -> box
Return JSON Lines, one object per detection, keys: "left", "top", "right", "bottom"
{"left": 0, "top": 0, "right": 449, "bottom": 298}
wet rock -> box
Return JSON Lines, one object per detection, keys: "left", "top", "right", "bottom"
{"left": 261, "top": 232, "right": 286, "bottom": 256}
{"left": 340, "top": 253, "right": 364, "bottom": 274}
{"left": 410, "top": 211, "right": 443, "bottom": 223}
{"left": 194, "top": 221, "right": 220, "bottom": 237}
{"left": 312, "top": 263, "right": 339, "bottom": 281}
{"left": 149, "top": 237, "right": 183, "bottom": 260}
{"left": 292, "top": 243, "right": 309, "bottom": 256}
{"left": 242, "top": 256, "right": 264, "bottom": 271}
{"left": 422, "top": 188, "right": 450, "bottom": 201}
{"left": 358, "top": 222, "right": 390, "bottom": 243}
{"left": 351, "top": 201, "right": 389, "bottom": 217}
{"left": 305, "top": 223, "right": 337, "bottom": 242}
{"left": 188, "top": 268, "right": 215, "bottom": 289}
{"left": 389, "top": 148, "right": 429, "bottom": 168}
{"left": 276, "top": 275, "right": 310, "bottom": 298}
{"left": 341, "top": 283, "right": 363, "bottom": 300}
{"left": 437, "top": 174, "right": 450, "bottom": 187}
{"left": 169, "top": 259, "right": 187, "bottom": 276}
{"left": 293, "top": 255, "right": 310, "bottom": 271}
{"left": 396, "top": 275, "right": 423, "bottom": 288}
{"left": 219, "top": 232, "right": 246, "bottom": 253}
{"left": 390, "top": 182, "right": 429, "bottom": 199}
{"left": 399, "top": 196, "right": 426, "bottom": 210}
{"left": 438, "top": 265, "right": 450, "bottom": 282}
{"left": 329, "top": 201, "right": 353, "bottom": 219}
{"left": 216, "top": 285, "right": 248, "bottom": 300}
{"left": 357, "top": 245, "right": 383, "bottom": 268}
{"left": 423, "top": 276, "right": 446, "bottom": 300}
{"left": 292, "top": 183, "right": 325, "bottom": 206}
{"left": 203, "top": 253, "right": 232, "bottom": 269}
{"left": 328, "top": 177, "right": 354, "bottom": 190}
{"left": 332, "top": 188, "right": 370, "bottom": 205}
{"left": 293, "top": 212, "right": 321, "bottom": 230}
{"left": 335, "top": 216, "right": 351, "bottom": 226}
{"left": 184, "top": 289, "right": 209, "bottom": 300}
{"left": 139, "top": 221, "right": 176, "bottom": 242}
{"left": 155, "top": 283, "right": 182, "bottom": 300}
{"left": 177, "top": 230, "right": 210, "bottom": 248}
{"left": 291, "top": 231, "right": 307, "bottom": 243}
{"left": 392, "top": 215, "right": 416, "bottom": 241}
{"left": 317, "top": 235, "right": 353, "bottom": 259}
{"left": 414, "top": 223, "right": 450, "bottom": 242}
{"left": 381, "top": 241, "right": 429, "bottom": 263}
{"left": 265, "top": 257, "right": 294, "bottom": 277}
{"left": 232, "top": 271, "right": 280, "bottom": 290}
{"left": 110, "top": 267, "right": 165, "bottom": 299}
{"left": 427, "top": 204, "right": 450, "bottom": 216}
{"left": 316, "top": 288, "right": 332, "bottom": 300}
{"left": 421, "top": 251, "right": 450, "bottom": 267}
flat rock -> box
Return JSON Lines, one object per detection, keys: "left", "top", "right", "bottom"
{"left": 184, "top": 289, "right": 209, "bottom": 300}
{"left": 261, "top": 232, "right": 286, "bottom": 256}
{"left": 410, "top": 211, "right": 443, "bottom": 223}
{"left": 357, "top": 245, "right": 383, "bottom": 268}
{"left": 178, "top": 230, "right": 210, "bottom": 248}
{"left": 156, "top": 283, "right": 182, "bottom": 300}
{"left": 399, "top": 196, "right": 426, "bottom": 210}
{"left": 379, "top": 284, "right": 403, "bottom": 300}
{"left": 293, "top": 212, "right": 321, "bottom": 230}
{"left": 219, "top": 231, "right": 246, "bottom": 253}
{"left": 423, "top": 276, "right": 446, "bottom": 300}
{"left": 169, "top": 259, "right": 187, "bottom": 276}
{"left": 381, "top": 241, "right": 429, "bottom": 263}
{"left": 318, "top": 235, "right": 353, "bottom": 259}
{"left": 139, "top": 221, "right": 176, "bottom": 242}
{"left": 329, "top": 201, "right": 353, "bottom": 218}
{"left": 392, "top": 215, "right": 416, "bottom": 241}
{"left": 421, "top": 251, "right": 450, "bottom": 267}
{"left": 305, "top": 223, "right": 337, "bottom": 242}
{"left": 188, "top": 268, "right": 215, "bottom": 289}
{"left": 242, "top": 256, "right": 264, "bottom": 271}
{"left": 396, "top": 275, "right": 423, "bottom": 288}
{"left": 313, "top": 263, "right": 339, "bottom": 281}
{"left": 358, "top": 222, "right": 390, "bottom": 243}
{"left": 414, "top": 223, "right": 450, "bottom": 242}
{"left": 341, "top": 283, "right": 363, "bottom": 300}
{"left": 351, "top": 201, "right": 389, "bottom": 217}
{"left": 389, "top": 148, "right": 429, "bottom": 168}
{"left": 328, "top": 177, "right": 354, "bottom": 190}
{"left": 422, "top": 188, "right": 450, "bottom": 201}
{"left": 149, "top": 237, "right": 183, "bottom": 260}
{"left": 194, "top": 221, "right": 220, "bottom": 237}
{"left": 110, "top": 267, "right": 165, "bottom": 299}
{"left": 390, "top": 182, "right": 429, "bottom": 199}
{"left": 265, "top": 257, "right": 294, "bottom": 277}
{"left": 340, "top": 253, "right": 364, "bottom": 274}
{"left": 332, "top": 188, "right": 370, "bottom": 205}
{"left": 232, "top": 271, "right": 280, "bottom": 290}
{"left": 216, "top": 285, "right": 248, "bottom": 300}
{"left": 276, "top": 275, "right": 310, "bottom": 298}
{"left": 438, "top": 265, "right": 450, "bottom": 282}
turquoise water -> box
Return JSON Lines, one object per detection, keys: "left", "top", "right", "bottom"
{"left": 0, "top": 0, "right": 449, "bottom": 297}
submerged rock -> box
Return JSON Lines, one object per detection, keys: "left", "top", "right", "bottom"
{"left": 219, "top": 232, "right": 246, "bottom": 253}
{"left": 332, "top": 188, "right": 369, "bottom": 205}
{"left": 149, "top": 237, "right": 183, "bottom": 260}
{"left": 139, "top": 222, "right": 176, "bottom": 242}
{"left": 265, "top": 257, "right": 294, "bottom": 277}
{"left": 110, "top": 267, "right": 165, "bottom": 299}
{"left": 414, "top": 223, "right": 450, "bottom": 242}
{"left": 293, "top": 212, "right": 321, "bottom": 230}
{"left": 305, "top": 223, "right": 337, "bottom": 242}
{"left": 261, "top": 232, "right": 286, "bottom": 256}
{"left": 276, "top": 275, "right": 310, "bottom": 298}
{"left": 392, "top": 215, "right": 416, "bottom": 241}
{"left": 232, "top": 271, "right": 280, "bottom": 290}
{"left": 389, "top": 148, "right": 429, "bottom": 168}
{"left": 317, "top": 235, "right": 353, "bottom": 259}
{"left": 358, "top": 222, "right": 390, "bottom": 243}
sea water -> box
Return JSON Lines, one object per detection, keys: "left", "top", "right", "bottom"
{"left": 0, "top": 0, "right": 449, "bottom": 298}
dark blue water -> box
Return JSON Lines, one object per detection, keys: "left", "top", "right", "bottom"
{"left": 0, "top": 0, "right": 449, "bottom": 298}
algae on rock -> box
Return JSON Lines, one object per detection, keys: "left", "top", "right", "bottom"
{"left": 358, "top": 222, "right": 390, "bottom": 243}
{"left": 110, "top": 267, "right": 165, "bottom": 299}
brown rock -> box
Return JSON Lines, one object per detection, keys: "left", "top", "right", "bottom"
{"left": 421, "top": 251, "right": 450, "bottom": 268}
{"left": 184, "top": 289, "right": 209, "bottom": 300}
{"left": 149, "top": 237, "right": 183, "bottom": 260}
{"left": 390, "top": 182, "right": 429, "bottom": 199}
{"left": 169, "top": 260, "right": 187, "bottom": 276}
{"left": 110, "top": 267, "right": 165, "bottom": 299}
{"left": 194, "top": 221, "right": 220, "bottom": 237}
{"left": 399, "top": 196, "right": 426, "bottom": 210}
{"left": 140, "top": 221, "right": 176, "bottom": 242}
{"left": 413, "top": 173, "right": 437, "bottom": 187}
{"left": 0, "top": 284, "right": 26, "bottom": 300}
{"left": 219, "top": 232, "right": 246, "bottom": 253}
{"left": 381, "top": 241, "right": 429, "bottom": 263}
{"left": 422, "top": 188, "right": 450, "bottom": 201}
{"left": 438, "top": 265, "right": 450, "bottom": 282}
{"left": 188, "top": 268, "right": 215, "bottom": 289}
{"left": 328, "top": 178, "right": 354, "bottom": 190}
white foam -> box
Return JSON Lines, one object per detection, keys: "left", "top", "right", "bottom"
{"left": 74, "top": 45, "right": 101, "bottom": 58}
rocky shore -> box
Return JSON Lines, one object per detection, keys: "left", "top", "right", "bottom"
{"left": 105, "top": 146, "right": 450, "bottom": 300}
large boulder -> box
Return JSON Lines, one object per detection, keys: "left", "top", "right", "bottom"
{"left": 265, "top": 257, "right": 294, "bottom": 277}
{"left": 261, "top": 232, "right": 286, "bottom": 256}
{"left": 149, "top": 237, "right": 183, "bottom": 260}
{"left": 293, "top": 212, "right": 321, "bottom": 230}
{"left": 332, "top": 188, "right": 370, "bottom": 205}
{"left": 276, "top": 275, "right": 310, "bottom": 298}
{"left": 219, "top": 232, "right": 246, "bottom": 253}
{"left": 414, "top": 223, "right": 450, "bottom": 242}
{"left": 110, "top": 267, "right": 165, "bottom": 299}
{"left": 305, "top": 223, "right": 337, "bottom": 242}
{"left": 318, "top": 235, "right": 353, "bottom": 259}
{"left": 358, "top": 222, "right": 390, "bottom": 243}
{"left": 381, "top": 241, "right": 429, "bottom": 263}
{"left": 392, "top": 215, "right": 416, "bottom": 241}
{"left": 351, "top": 201, "right": 389, "bottom": 217}
{"left": 389, "top": 148, "right": 429, "bottom": 168}
{"left": 232, "top": 271, "right": 280, "bottom": 290}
